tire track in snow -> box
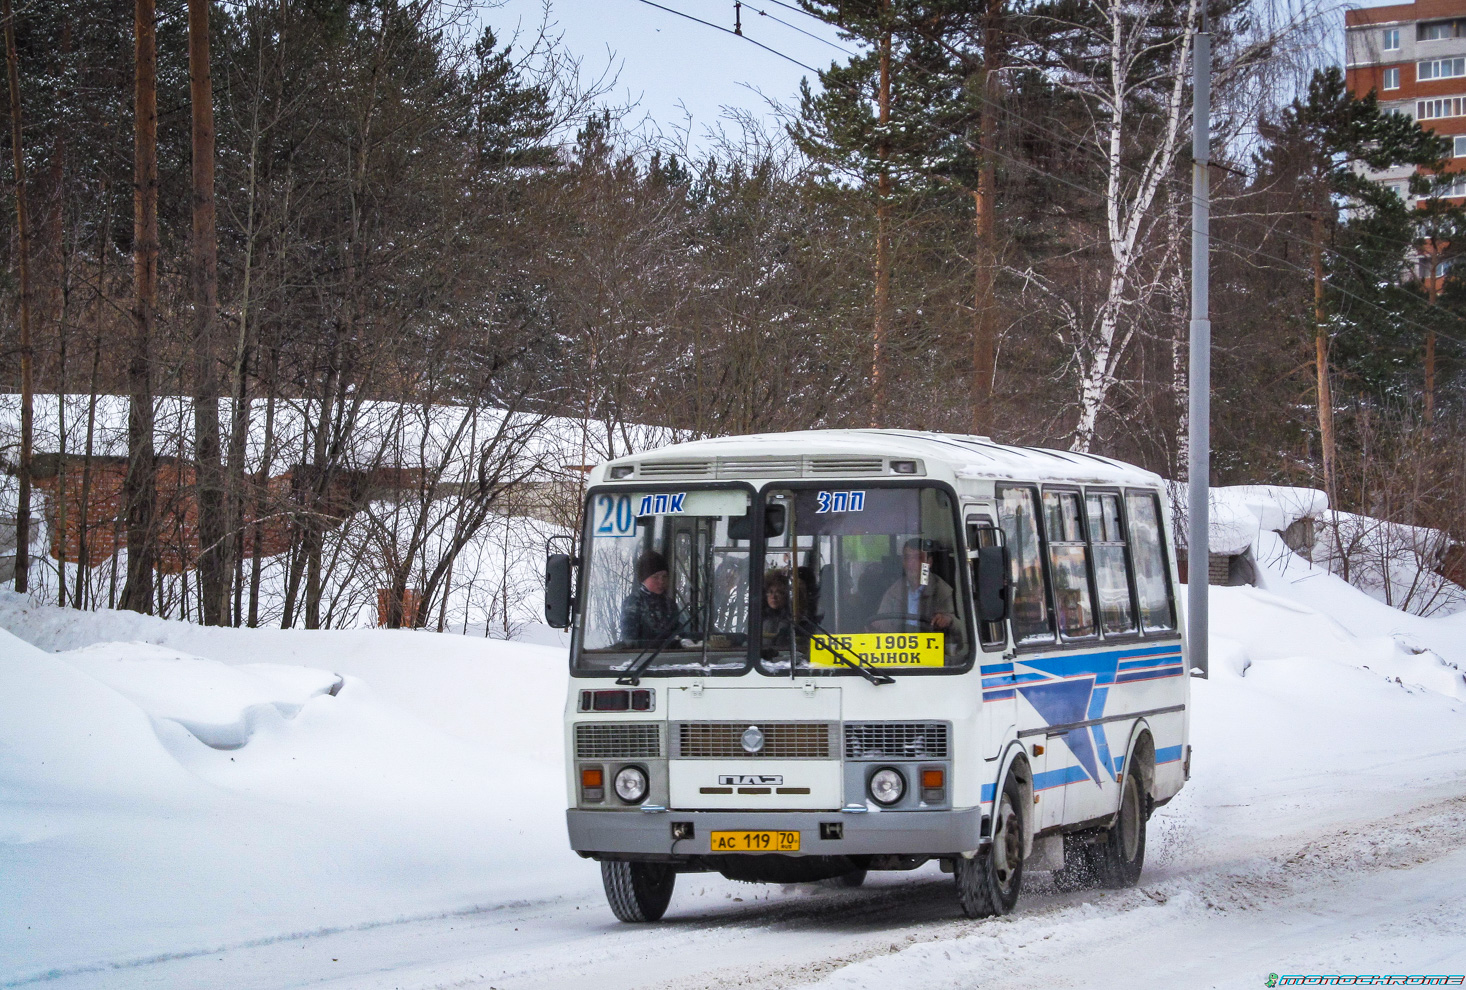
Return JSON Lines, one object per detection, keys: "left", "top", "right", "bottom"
{"left": 681, "top": 794, "right": 1466, "bottom": 990}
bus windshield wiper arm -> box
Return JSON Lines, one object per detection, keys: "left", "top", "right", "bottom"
{"left": 616, "top": 611, "right": 692, "bottom": 686}
{"left": 796, "top": 618, "right": 894, "bottom": 686}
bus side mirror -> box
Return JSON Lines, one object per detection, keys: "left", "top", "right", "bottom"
{"left": 545, "top": 552, "right": 575, "bottom": 629}
{"left": 975, "top": 545, "right": 1010, "bottom": 623}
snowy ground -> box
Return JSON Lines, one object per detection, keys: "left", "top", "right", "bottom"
{"left": 4, "top": 520, "right": 1466, "bottom": 989}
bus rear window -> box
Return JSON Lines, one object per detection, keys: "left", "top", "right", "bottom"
{"left": 998, "top": 486, "right": 1055, "bottom": 645}
{"left": 1125, "top": 492, "right": 1176, "bottom": 633}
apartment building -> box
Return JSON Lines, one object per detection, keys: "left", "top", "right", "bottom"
{"left": 1346, "top": 1, "right": 1466, "bottom": 194}
{"left": 1346, "top": 0, "right": 1466, "bottom": 285}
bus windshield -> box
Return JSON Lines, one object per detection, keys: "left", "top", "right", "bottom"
{"left": 760, "top": 485, "right": 970, "bottom": 675}
{"left": 575, "top": 488, "right": 753, "bottom": 676}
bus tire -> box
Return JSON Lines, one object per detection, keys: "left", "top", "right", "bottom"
{"left": 601, "top": 860, "right": 676, "bottom": 922}
{"left": 954, "top": 770, "right": 1025, "bottom": 918}
{"left": 827, "top": 869, "right": 867, "bottom": 889}
{"left": 1094, "top": 770, "right": 1146, "bottom": 888}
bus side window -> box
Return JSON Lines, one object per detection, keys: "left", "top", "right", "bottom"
{"left": 997, "top": 486, "right": 1056, "bottom": 645}
{"left": 1042, "top": 490, "right": 1097, "bottom": 638}
{"left": 967, "top": 517, "right": 1006, "bottom": 650}
{"left": 1125, "top": 491, "right": 1177, "bottom": 632}
{"left": 1086, "top": 491, "right": 1138, "bottom": 635}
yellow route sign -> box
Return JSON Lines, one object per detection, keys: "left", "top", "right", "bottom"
{"left": 809, "top": 632, "right": 945, "bottom": 668}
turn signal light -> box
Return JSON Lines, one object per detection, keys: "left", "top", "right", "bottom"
{"left": 920, "top": 767, "right": 945, "bottom": 804}
{"left": 581, "top": 766, "right": 605, "bottom": 803}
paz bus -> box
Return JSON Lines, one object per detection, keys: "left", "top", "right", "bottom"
{"left": 544, "top": 430, "right": 1190, "bottom": 922}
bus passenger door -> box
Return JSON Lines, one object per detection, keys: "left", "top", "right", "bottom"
{"left": 967, "top": 510, "right": 1015, "bottom": 766}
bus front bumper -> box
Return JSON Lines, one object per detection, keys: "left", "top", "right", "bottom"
{"left": 566, "top": 807, "right": 986, "bottom": 858}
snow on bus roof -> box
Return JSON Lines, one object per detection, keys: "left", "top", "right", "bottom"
{"left": 630, "top": 430, "right": 1164, "bottom": 487}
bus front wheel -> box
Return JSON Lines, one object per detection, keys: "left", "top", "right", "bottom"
{"left": 954, "top": 771, "right": 1025, "bottom": 918}
{"left": 601, "top": 860, "right": 676, "bottom": 922}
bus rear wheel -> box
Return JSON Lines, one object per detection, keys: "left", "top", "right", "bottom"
{"left": 1092, "top": 771, "right": 1146, "bottom": 888}
{"left": 601, "top": 860, "right": 676, "bottom": 922}
{"left": 954, "top": 770, "right": 1025, "bottom": 918}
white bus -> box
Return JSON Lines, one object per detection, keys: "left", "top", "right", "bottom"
{"left": 545, "top": 430, "right": 1190, "bottom": 922}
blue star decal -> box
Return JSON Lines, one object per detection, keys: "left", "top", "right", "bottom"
{"left": 1017, "top": 677, "right": 1105, "bottom": 785}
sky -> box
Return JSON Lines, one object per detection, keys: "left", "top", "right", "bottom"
{"left": 481, "top": 0, "right": 855, "bottom": 150}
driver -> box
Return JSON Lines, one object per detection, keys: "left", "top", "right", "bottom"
{"left": 620, "top": 550, "right": 677, "bottom": 647}
{"left": 874, "top": 538, "right": 959, "bottom": 639}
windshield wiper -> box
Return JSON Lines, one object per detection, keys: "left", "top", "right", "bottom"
{"left": 796, "top": 618, "right": 894, "bottom": 686}
{"left": 616, "top": 611, "right": 692, "bottom": 686}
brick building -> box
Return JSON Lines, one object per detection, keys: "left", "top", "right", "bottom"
{"left": 28, "top": 455, "right": 420, "bottom": 573}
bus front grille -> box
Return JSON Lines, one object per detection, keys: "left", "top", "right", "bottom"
{"left": 674, "top": 722, "right": 834, "bottom": 759}
{"left": 844, "top": 722, "right": 950, "bottom": 760}
{"left": 575, "top": 722, "right": 662, "bottom": 759}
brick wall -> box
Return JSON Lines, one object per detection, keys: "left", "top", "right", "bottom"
{"left": 30, "top": 456, "right": 346, "bottom": 573}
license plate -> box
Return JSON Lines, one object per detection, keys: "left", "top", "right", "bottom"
{"left": 709, "top": 830, "right": 800, "bottom": 853}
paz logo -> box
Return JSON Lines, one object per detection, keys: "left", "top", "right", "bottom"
{"left": 1266, "top": 975, "right": 1279, "bottom": 988}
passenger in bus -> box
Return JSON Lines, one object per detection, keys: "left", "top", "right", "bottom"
{"left": 619, "top": 550, "right": 677, "bottom": 647}
{"left": 761, "top": 569, "right": 794, "bottom": 642}
{"left": 872, "top": 539, "right": 963, "bottom": 649}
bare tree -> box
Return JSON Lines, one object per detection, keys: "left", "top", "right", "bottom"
{"left": 3, "top": 0, "right": 34, "bottom": 592}
{"left": 120, "top": 0, "right": 158, "bottom": 612}
{"left": 189, "top": 0, "right": 226, "bottom": 624}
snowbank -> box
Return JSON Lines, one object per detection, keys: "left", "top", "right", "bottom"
{"left": 0, "top": 609, "right": 579, "bottom": 984}
{"left": 1203, "top": 484, "right": 1326, "bottom": 555}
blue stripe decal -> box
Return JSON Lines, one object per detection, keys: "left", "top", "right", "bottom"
{"left": 1112, "top": 754, "right": 1126, "bottom": 774}
{"left": 1114, "top": 667, "right": 1184, "bottom": 684}
{"left": 1156, "top": 745, "right": 1183, "bottom": 764}
{"left": 1117, "top": 652, "right": 1183, "bottom": 671}
{"left": 980, "top": 663, "right": 1014, "bottom": 675}
{"left": 1016, "top": 642, "right": 1184, "bottom": 687}
{"left": 981, "top": 783, "right": 995, "bottom": 803}
{"left": 982, "top": 689, "right": 1015, "bottom": 701}
{"left": 1034, "top": 765, "right": 1091, "bottom": 791}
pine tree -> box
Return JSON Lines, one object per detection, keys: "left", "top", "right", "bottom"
{"left": 1253, "top": 66, "right": 1447, "bottom": 503}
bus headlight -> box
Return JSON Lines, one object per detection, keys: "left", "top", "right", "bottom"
{"left": 614, "top": 765, "right": 649, "bottom": 804}
{"left": 869, "top": 767, "right": 905, "bottom": 806}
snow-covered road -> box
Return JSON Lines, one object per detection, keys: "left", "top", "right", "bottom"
{"left": 5, "top": 519, "right": 1466, "bottom": 990}
{"left": 21, "top": 789, "right": 1466, "bottom": 990}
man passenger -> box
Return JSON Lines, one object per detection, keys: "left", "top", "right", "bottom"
{"left": 874, "top": 539, "right": 961, "bottom": 649}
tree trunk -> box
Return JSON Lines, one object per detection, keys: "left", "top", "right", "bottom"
{"left": 1312, "top": 212, "right": 1335, "bottom": 504}
{"left": 189, "top": 0, "right": 227, "bottom": 625}
{"left": 970, "top": 0, "right": 1002, "bottom": 435}
{"left": 121, "top": 0, "right": 158, "bottom": 613}
{"left": 248, "top": 351, "right": 277, "bottom": 628}
{"left": 871, "top": 0, "right": 892, "bottom": 427}
{"left": 3, "top": 0, "right": 34, "bottom": 594}
{"left": 78, "top": 339, "right": 100, "bottom": 609}
{"left": 1425, "top": 258, "right": 1438, "bottom": 430}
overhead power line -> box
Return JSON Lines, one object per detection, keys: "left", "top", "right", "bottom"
{"left": 628, "top": 0, "right": 820, "bottom": 71}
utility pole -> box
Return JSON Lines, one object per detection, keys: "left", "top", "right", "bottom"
{"left": 1187, "top": 25, "right": 1210, "bottom": 679}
